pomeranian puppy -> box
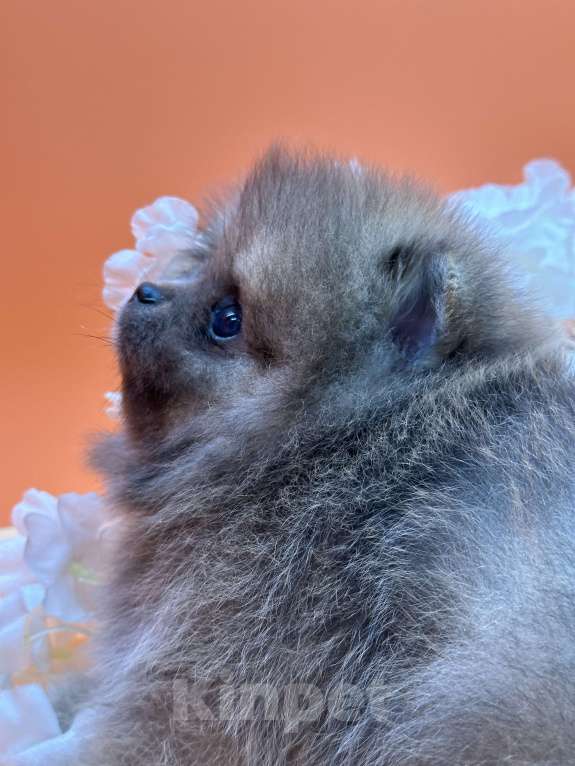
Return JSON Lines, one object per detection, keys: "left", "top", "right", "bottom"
{"left": 82, "top": 147, "right": 575, "bottom": 765}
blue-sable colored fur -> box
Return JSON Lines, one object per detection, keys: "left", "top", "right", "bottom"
{"left": 79, "top": 147, "right": 575, "bottom": 764}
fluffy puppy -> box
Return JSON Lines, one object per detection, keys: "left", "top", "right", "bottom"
{"left": 84, "top": 147, "right": 575, "bottom": 765}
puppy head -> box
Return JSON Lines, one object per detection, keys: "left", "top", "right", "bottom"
{"left": 117, "top": 147, "right": 547, "bottom": 444}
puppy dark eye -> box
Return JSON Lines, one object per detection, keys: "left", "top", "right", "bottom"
{"left": 210, "top": 301, "right": 242, "bottom": 340}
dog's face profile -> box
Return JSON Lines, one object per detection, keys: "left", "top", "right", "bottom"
{"left": 117, "top": 147, "right": 540, "bottom": 443}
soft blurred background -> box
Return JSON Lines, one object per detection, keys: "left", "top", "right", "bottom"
{"left": 2, "top": 0, "right": 574, "bottom": 523}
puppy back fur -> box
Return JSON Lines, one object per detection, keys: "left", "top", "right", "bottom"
{"left": 84, "top": 148, "right": 575, "bottom": 765}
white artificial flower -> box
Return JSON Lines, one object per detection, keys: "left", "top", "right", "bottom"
{"left": 103, "top": 196, "right": 199, "bottom": 312}
{"left": 451, "top": 159, "right": 575, "bottom": 318}
{"left": 0, "top": 491, "right": 114, "bottom": 761}
{"left": 11, "top": 490, "right": 105, "bottom": 623}
{"left": 0, "top": 684, "right": 61, "bottom": 758}
{"left": 131, "top": 196, "right": 198, "bottom": 254}
{"left": 0, "top": 702, "right": 96, "bottom": 766}
{"left": 0, "top": 509, "right": 50, "bottom": 679}
{"left": 102, "top": 248, "right": 150, "bottom": 312}
{"left": 0, "top": 585, "right": 46, "bottom": 677}
{"left": 104, "top": 391, "right": 122, "bottom": 420}
{"left": 0, "top": 535, "right": 27, "bottom": 598}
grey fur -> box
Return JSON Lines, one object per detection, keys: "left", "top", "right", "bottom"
{"left": 81, "top": 147, "right": 575, "bottom": 764}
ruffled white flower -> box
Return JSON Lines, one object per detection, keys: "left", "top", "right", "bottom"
{"left": 102, "top": 196, "right": 199, "bottom": 312}
{"left": 1, "top": 490, "right": 107, "bottom": 676}
{"left": 12, "top": 490, "right": 104, "bottom": 623}
{"left": 450, "top": 159, "right": 575, "bottom": 319}
{"left": 102, "top": 248, "right": 151, "bottom": 313}
{"left": 131, "top": 196, "right": 198, "bottom": 256}
{"left": 0, "top": 491, "right": 112, "bottom": 759}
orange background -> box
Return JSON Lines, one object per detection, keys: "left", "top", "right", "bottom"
{"left": 2, "top": 0, "right": 574, "bottom": 523}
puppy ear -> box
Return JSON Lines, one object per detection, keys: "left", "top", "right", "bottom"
{"left": 387, "top": 244, "right": 449, "bottom": 362}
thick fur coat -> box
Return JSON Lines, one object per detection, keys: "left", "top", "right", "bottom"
{"left": 80, "top": 148, "right": 575, "bottom": 764}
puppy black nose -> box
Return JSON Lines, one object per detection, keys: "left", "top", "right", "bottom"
{"left": 134, "top": 282, "right": 164, "bottom": 305}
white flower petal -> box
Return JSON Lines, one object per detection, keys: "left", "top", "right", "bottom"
{"left": 450, "top": 159, "right": 575, "bottom": 319}
{"left": 19, "top": 584, "right": 45, "bottom": 613}
{"left": 102, "top": 248, "right": 151, "bottom": 310}
{"left": 0, "top": 622, "right": 29, "bottom": 676}
{"left": 0, "top": 538, "right": 24, "bottom": 568}
{"left": 57, "top": 493, "right": 104, "bottom": 553}
{"left": 104, "top": 391, "right": 122, "bottom": 420}
{"left": 23, "top": 612, "right": 50, "bottom": 676}
{"left": 11, "top": 491, "right": 57, "bottom": 538}
{"left": 0, "top": 601, "right": 29, "bottom": 675}
{"left": 101, "top": 285, "right": 130, "bottom": 311}
{"left": 102, "top": 248, "right": 150, "bottom": 283}
{"left": 3, "top": 706, "right": 96, "bottom": 765}
{"left": 0, "top": 684, "right": 61, "bottom": 756}
{"left": 22, "top": 514, "right": 70, "bottom": 587}
{"left": 43, "top": 576, "right": 88, "bottom": 623}
{"left": 104, "top": 198, "right": 200, "bottom": 314}
{"left": 136, "top": 224, "right": 197, "bottom": 258}
{"left": 0, "top": 538, "right": 28, "bottom": 597}
{"left": 131, "top": 196, "right": 198, "bottom": 240}
{"left": 5, "top": 491, "right": 109, "bottom": 630}
{"left": 523, "top": 158, "right": 571, "bottom": 192}
{"left": 0, "top": 573, "right": 29, "bottom": 599}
